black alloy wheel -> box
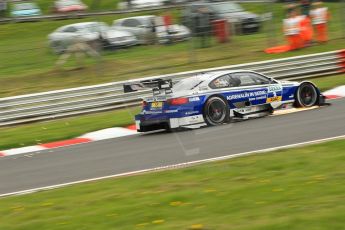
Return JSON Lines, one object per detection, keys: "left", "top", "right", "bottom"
{"left": 295, "top": 82, "right": 318, "bottom": 107}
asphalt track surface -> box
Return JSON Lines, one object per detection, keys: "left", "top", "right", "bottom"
{"left": 1, "top": 98, "right": 345, "bottom": 195}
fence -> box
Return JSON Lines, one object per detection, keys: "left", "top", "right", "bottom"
{"left": 0, "top": 49, "right": 344, "bottom": 127}
{"left": 0, "top": 1, "right": 272, "bottom": 24}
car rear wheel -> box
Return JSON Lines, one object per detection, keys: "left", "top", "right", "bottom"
{"left": 295, "top": 82, "right": 318, "bottom": 107}
{"left": 204, "top": 96, "right": 230, "bottom": 126}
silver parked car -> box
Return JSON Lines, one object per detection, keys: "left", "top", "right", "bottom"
{"left": 118, "top": 0, "right": 166, "bottom": 10}
{"left": 181, "top": 1, "right": 261, "bottom": 35}
{"left": 112, "top": 15, "right": 191, "bottom": 44}
{"left": 48, "top": 22, "right": 138, "bottom": 53}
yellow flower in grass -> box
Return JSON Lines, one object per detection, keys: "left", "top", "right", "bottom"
{"left": 57, "top": 222, "right": 68, "bottom": 225}
{"left": 40, "top": 202, "right": 54, "bottom": 207}
{"left": 255, "top": 201, "right": 266, "bottom": 205}
{"left": 170, "top": 201, "right": 183, "bottom": 206}
{"left": 190, "top": 224, "right": 204, "bottom": 229}
{"left": 136, "top": 222, "right": 149, "bottom": 227}
{"left": 312, "top": 175, "right": 326, "bottom": 180}
{"left": 106, "top": 213, "right": 118, "bottom": 217}
{"left": 12, "top": 206, "right": 25, "bottom": 212}
{"left": 152, "top": 219, "right": 165, "bottom": 224}
{"left": 259, "top": 179, "right": 271, "bottom": 183}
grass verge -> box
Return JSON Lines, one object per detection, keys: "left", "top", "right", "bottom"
{"left": 0, "top": 140, "right": 344, "bottom": 230}
{"left": 311, "top": 74, "right": 345, "bottom": 92}
{"left": 0, "top": 106, "right": 140, "bottom": 151}
{"left": 1, "top": 73, "right": 344, "bottom": 151}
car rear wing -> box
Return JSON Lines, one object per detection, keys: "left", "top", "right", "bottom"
{"left": 123, "top": 78, "right": 173, "bottom": 95}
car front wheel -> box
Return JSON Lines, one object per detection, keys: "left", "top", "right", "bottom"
{"left": 295, "top": 82, "right": 318, "bottom": 107}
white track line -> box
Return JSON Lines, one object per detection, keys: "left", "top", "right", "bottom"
{"left": 1, "top": 134, "right": 345, "bottom": 198}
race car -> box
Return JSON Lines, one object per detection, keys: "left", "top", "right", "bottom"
{"left": 125, "top": 70, "right": 325, "bottom": 132}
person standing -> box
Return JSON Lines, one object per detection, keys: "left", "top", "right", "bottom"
{"left": 145, "top": 17, "right": 157, "bottom": 45}
{"left": 162, "top": 11, "right": 173, "bottom": 44}
{"left": 283, "top": 9, "right": 303, "bottom": 50}
{"left": 300, "top": 0, "right": 312, "bottom": 16}
{"left": 310, "top": 1, "right": 330, "bottom": 43}
{"left": 297, "top": 7, "right": 313, "bottom": 47}
{"left": 194, "top": 7, "right": 211, "bottom": 48}
{"left": 0, "top": 0, "right": 7, "bottom": 18}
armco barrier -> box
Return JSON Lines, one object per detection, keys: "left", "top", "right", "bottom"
{"left": 0, "top": 0, "right": 270, "bottom": 24}
{"left": 0, "top": 5, "right": 177, "bottom": 24}
{"left": 0, "top": 49, "right": 344, "bottom": 127}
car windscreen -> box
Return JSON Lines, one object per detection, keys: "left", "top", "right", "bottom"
{"left": 211, "top": 2, "right": 243, "bottom": 13}
{"left": 173, "top": 77, "right": 204, "bottom": 92}
{"left": 14, "top": 3, "right": 36, "bottom": 10}
{"left": 57, "top": 0, "right": 82, "bottom": 7}
{"left": 84, "top": 23, "right": 109, "bottom": 33}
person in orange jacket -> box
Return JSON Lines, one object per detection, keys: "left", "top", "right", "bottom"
{"left": 298, "top": 10, "right": 313, "bottom": 46}
{"left": 310, "top": 1, "right": 330, "bottom": 43}
{"left": 162, "top": 11, "right": 173, "bottom": 44}
{"left": 283, "top": 9, "right": 303, "bottom": 50}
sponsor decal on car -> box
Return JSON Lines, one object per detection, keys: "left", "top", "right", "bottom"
{"left": 143, "top": 111, "right": 162, "bottom": 114}
{"left": 185, "top": 111, "right": 199, "bottom": 115}
{"left": 165, "top": 110, "right": 178, "bottom": 113}
{"left": 189, "top": 97, "right": 200, "bottom": 102}
{"left": 226, "top": 90, "right": 266, "bottom": 100}
{"left": 266, "top": 96, "right": 282, "bottom": 103}
{"left": 151, "top": 101, "right": 163, "bottom": 108}
{"left": 268, "top": 85, "right": 283, "bottom": 92}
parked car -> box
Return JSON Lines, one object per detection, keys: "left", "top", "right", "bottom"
{"left": 181, "top": 1, "right": 260, "bottom": 35}
{"left": 118, "top": 0, "right": 166, "bottom": 10}
{"left": 10, "top": 2, "right": 42, "bottom": 17}
{"left": 48, "top": 22, "right": 138, "bottom": 53}
{"left": 54, "top": 0, "right": 87, "bottom": 13}
{"left": 112, "top": 15, "right": 191, "bottom": 44}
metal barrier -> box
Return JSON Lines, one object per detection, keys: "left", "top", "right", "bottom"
{"left": 0, "top": 49, "right": 344, "bottom": 127}
{"left": 0, "top": 1, "right": 270, "bottom": 24}
{"left": 0, "top": 5, "right": 178, "bottom": 24}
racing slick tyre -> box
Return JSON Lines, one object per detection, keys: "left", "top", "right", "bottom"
{"left": 203, "top": 96, "right": 230, "bottom": 126}
{"left": 295, "top": 82, "right": 319, "bottom": 108}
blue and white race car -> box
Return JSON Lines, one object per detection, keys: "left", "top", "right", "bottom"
{"left": 125, "top": 70, "right": 325, "bottom": 132}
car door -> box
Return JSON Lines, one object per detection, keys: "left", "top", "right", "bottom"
{"left": 258, "top": 74, "right": 283, "bottom": 108}
{"left": 224, "top": 72, "right": 269, "bottom": 109}
{"left": 232, "top": 72, "right": 283, "bottom": 108}
{"left": 208, "top": 74, "right": 247, "bottom": 109}
{"left": 59, "top": 26, "right": 79, "bottom": 42}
